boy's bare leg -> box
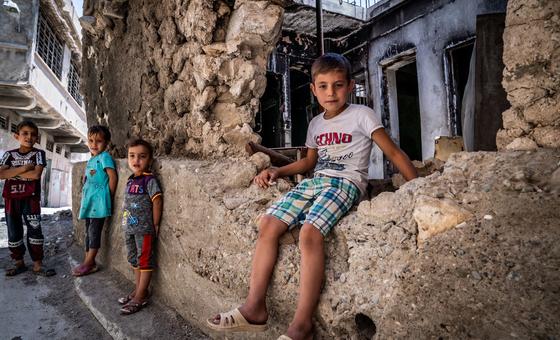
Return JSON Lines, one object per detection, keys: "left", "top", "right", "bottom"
{"left": 32, "top": 260, "right": 42, "bottom": 271}
{"left": 286, "top": 223, "right": 324, "bottom": 340}
{"left": 133, "top": 271, "right": 152, "bottom": 302}
{"left": 211, "top": 215, "right": 288, "bottom": 325}
{"left": 83, "top": 249, "right": 98, "bottom": 266}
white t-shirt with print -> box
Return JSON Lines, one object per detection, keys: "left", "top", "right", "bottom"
{"left": 305, "top": 104, "right": 384, "bottom": 196}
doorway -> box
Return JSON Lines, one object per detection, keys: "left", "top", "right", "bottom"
{"left": 394, "top": 62, "right": 422, "bottom": 161}
{"left": 381, "top": 49, "right": 422, "bottom": 163}
{"left": 289, "top": 68, "right": 313, "bottom": 147}
{"left": 445, "top": 39, "right": 475, "bottom": 137}
{"left": 257, "top": 72, "right": 284, "bottom": 148}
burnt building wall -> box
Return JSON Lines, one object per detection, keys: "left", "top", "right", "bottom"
{"left": 366, "top": 0, "right": 507, "bottom": 178}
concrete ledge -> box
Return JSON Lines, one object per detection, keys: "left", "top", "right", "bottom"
{"left": 68, "top": 246, "right": 208, "bottom": 340}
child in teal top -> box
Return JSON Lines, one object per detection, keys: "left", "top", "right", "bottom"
{"left": 73, "top": 125, "right": 117, "bottom": 276}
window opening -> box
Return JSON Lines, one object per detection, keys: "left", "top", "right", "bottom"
{"left": 68, "top": 59, "right": 82, "bottom": 105}
{"left": 36, "top": 11, "right": 64, "bottom": 79}
{"left": 0, "top": 116, "right": 7, "bottom": 130}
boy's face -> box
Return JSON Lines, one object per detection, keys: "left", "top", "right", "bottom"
{"left": 128, "top": 145, "right": 151, "bottom": 175}
{"left": 87, "top": 133, "right": 108, "bottom": 156}
{"left": 310, "top": 71, "right": 355, "bottom": 116}
{"left": 14, "top": 126, "right": 38, "bottom": 150}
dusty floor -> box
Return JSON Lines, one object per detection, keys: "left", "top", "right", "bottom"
{"left": 0, "top": 210, "right": 111, "bottom": 339}
{"left": 0, "top": 210, "right": 209, "bottom": 340}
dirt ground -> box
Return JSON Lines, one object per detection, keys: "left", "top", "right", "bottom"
{"left": 0, "top": 209, "right": 210, "bottom": 340}
{"left": 0, "top": 210, "right": 111, "bottom": 339}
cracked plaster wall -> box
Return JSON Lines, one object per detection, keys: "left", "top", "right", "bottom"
{"left": 497, "top": 0, "right": 560, "bottom": 150}
{"left": 81, "top": 0, "right": 283, "bottom": 157}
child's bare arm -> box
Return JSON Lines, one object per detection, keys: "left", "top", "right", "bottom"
{"left": 254, "top": 149, "right": 319, "bottom": 188}
{"left": 0, "top": 164, "right": 35, "bottom": 179}
{"left": 372, "top": 129, "right": 417, "bottom": 181}
{"left": 105, "top": 168, "right": 118, "bottom": 197}
{"left": 152, "top": 195, "right": 163, "bottom": 236}
{"left": 17, "top": 165, "right": 44, "bottom": 180}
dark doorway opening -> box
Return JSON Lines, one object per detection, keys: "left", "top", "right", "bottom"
{"left": 258, "top": 72, "right": 284, "bottom": 148}
{"left": 474, "top": 13, "right": 509, "bottom": 151}
{"left": 395, "top": 62, "right": 422, "bottom": 161}
{"left": 289, "top": 68, "right": 313, "bottom": 147}
{"left": 447, "top": 42, "right": 474, "bottom": 136}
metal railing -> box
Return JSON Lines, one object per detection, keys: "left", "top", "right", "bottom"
{"left": 339, "top": 0, "right": 386, "bottom": 8}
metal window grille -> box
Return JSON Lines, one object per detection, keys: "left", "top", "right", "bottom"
{"left": 55, "top": 145, "right": 62, "bottom": 154}
{"left": 68, "top": 60, "right": 82, "bottom": 105}
{"left": 0, "top": 116, "right": 7, "bottom": 130}
{"left": 36, "top": 12, "right": 64, "bottom": 79}
{"left": 349, "top": 73, "right": 370, "bottom": 106}
{"left": 65, "top": 150, "right": 71, "bottom": 159}
{"left": 46, "top": 140, "right": 54, "bottom": 152}
{"left": 11, "top": 123, "right": 17, "bottom": 133}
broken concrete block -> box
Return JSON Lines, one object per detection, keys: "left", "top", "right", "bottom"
{"left": 505, "top": 137, "right": 538, "bottom": 151}
{"left": 222, "top": 161, "right": 257, "bottom": 189}
{"left": 226, "top": 1, "right": 283, "bottom": 45}
{"left": 533, "top": 125, "right": 560, "bottom": 148}
{"left": 249, "top": 152, "right": 271, "bottom": 172}
{"left": 434, "top": 136, "right": 464, "bottom": 162}
{"left": 222, "top": 124, "right": 261, "bottom": 147}
{"left": 413, "top": 195, "right": 473, "bottom": 244}
{"left": 79, "top": 16, "right": 97, "bottom": 35}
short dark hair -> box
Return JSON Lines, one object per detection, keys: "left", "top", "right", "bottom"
{"left": 311, "top": 53, "right": 352, "bottom": 82}
{"left": 127, "top": 138, "right": 154, "bottom": 159}
{"left": 16, "top": 120, "right": 39, "bottom": 134}
{"left": 88, "top": 125, "right": 111, "bottom": 142}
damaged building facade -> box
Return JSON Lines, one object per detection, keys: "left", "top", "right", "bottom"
{"left": 263, "top": 0, "right": 508, "bottom": 179}
{"left": 0, "top": 0, "right": 88, "bottom": 207}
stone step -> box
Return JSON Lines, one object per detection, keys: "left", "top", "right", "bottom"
{"left": 67, "top": 246, "right": 209, "bottom": 340}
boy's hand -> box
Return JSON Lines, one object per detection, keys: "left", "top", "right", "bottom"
{"left": 253, "top": 168, "right": 279, "bottom": 189}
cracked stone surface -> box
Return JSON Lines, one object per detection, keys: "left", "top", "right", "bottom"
{"left": 81, "top": 0, "right": 283, "bottom": 158}
{"left": 498, "top": 0, "right": 560, "bottom": 150}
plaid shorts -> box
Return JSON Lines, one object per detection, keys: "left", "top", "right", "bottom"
{"left": 266, "top": 175, "right": 360, "bottom": 236}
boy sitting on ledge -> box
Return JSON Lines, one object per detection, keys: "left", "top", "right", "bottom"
{"left": 207, "top": 53, "right": 417, "bottom": 340}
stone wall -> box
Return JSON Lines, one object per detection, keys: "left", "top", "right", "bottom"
{"left": 81, "top": 0, "right": 283, "bottom": 157}
{"left": 497, "top": 0, "right": 560, "bottom": 150}
{"left": 72, "top": 150, "right": 560, "bottom": 338}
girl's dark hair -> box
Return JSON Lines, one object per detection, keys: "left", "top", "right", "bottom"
{"left": 88, "top": 125, "right": 111, "bottom": 142}
{"left": 127, "top": 138, "right": 154, "bottom": 159}
{"left": 311, "top": 53, "right": 352, "bottom": 82}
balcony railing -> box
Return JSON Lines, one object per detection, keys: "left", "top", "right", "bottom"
{"left": 339, "top": 0, "right": 386, "bottom": 8}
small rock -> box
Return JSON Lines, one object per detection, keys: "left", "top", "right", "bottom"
{"left": 507, "top": 271, "right": 521, "bottom": 281}
{"left": 470, "top": 271, "right": 482, "bottom": 281}
{"left": 455, "top": 221, "right": 468, "bottom": 228}
{"left": 339, "top": 273, "right": 347, "bottom": 283}
{"left": 483, "top": 215, "right": 493, "bottom": 220}
{"left": 381, "top": 222, "right": 393, "bottom": 232}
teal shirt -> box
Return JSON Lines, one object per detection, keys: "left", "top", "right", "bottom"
{"left": 79, "top": 151, "right": 116, "bottom": 219}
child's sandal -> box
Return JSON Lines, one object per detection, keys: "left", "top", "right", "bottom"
{"left": 118, "top": 291, "right": 135, "bottom": 305}
{"left": 120, "top": 300, "right": 148, "bottom": 315}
